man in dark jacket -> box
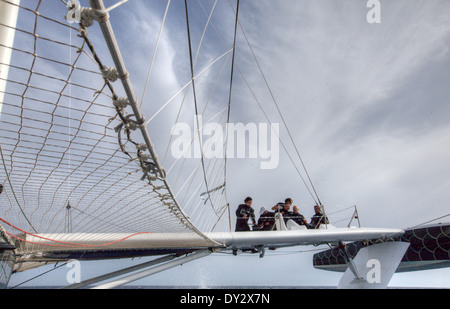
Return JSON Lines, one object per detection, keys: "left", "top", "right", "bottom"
{"left": 310, "top": 205, "right": 329, "bottom": 229}
{"left": 235, "top": 197, "right": 257, "bottom": 232}
{"left": 290, "top": 205, "right": 308, "bottom": 227}
{"left": 258, "top": 207, "right": 276, "bottom": 231}
{"left": 281, "top": 198, "right": 294, "bottom": 222}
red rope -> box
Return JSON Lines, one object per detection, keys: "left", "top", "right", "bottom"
{"left": 0, "top": 217, "right": 152, "bottom": 248}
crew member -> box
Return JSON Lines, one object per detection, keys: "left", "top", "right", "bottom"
{"left": 258, "top": 207, "right": 276, "bottom": 231}
{"left": 310, "top": 205, "right": 329, "bottom": 229}
{"left": 282, "top": 198, "right": 294, "bottom": 222}
{"left": 235, "top": 197, "right": 257, "bottom": 232}
{"left": 291, "top": 205, "right": 308, "bottom": 227}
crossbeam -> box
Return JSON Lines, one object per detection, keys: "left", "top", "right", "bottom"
{"left": 91, "top": 250, "right": 211, "bottom": 289}
{"left": 62, "top": 254, "right": 178, "bottom": 289}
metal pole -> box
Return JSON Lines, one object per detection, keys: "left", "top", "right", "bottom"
{"left": 62, "top": 254, "right": 177, "bottom": 289}
{"left": 91, "top": 250, "right": 211, "bottom": 289}
{"left": 0, "top": 0, "right": 20, "bottom": 115}
{"left": 88, "top": 0, "right": 218, "bottom": 244}
{"left": 320, "top": 204, "right": 329, "bottom": 229}
{"left": 227, "top": 203, "right": 232, "bottom": 232}
{"left": 338, "top": 242, "right": 363, "bottom": 281}
{"left": 355, "top": 205, "right": 361, "bottom": 228}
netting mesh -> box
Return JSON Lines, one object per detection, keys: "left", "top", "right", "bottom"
{"left": 313, "top": 224, "right": 450, "bottom": 271}
{"left": 0, "top": 0, "right": 234, "bottom": 254}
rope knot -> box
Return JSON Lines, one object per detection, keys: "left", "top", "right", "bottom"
{"left": 101, "top": 66, "right": 119, "bottom": 82}
{"left": 112, "top": 97, "right": 129, "bottom": 109}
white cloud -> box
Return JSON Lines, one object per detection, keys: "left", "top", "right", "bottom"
{"left": 230, "top": 0, "right": 450, "bottom": 228}
{"left": 4, "top": 0, "right": 450, "bottom": 288}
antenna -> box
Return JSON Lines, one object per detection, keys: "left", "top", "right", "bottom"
{"left": 65, "top": 202, "right": 72, "bottom": 233}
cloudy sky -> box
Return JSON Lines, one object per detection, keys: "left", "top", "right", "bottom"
{"left": 6, "top": 0, "right": 450, "bottom": 288}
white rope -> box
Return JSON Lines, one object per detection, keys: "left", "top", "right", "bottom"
{"left": 193, "top": 0, "right": 218, "bottom": 67}
{"left": 0, "top": 0, "right": 253, "bottom": 257}
{"left": 165, "top": 105, "right": 229, "bottom": 176}
{"left": 104, "top": 0, "right": 129, "bottom": 13}
{"left": 230, "top": 0, "right": 322, "bottom": 205}
{"left": 144, "top": 47, "right": 233, "bottom": 126}
{"left": 140, "top": 0, "right": 171, "bottom": 109}
{"left": 0, "top": 0, "right": 227, "bottom": 251}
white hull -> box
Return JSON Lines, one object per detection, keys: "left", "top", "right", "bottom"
{"left": 20, "top": 227, "right": 403, "bottom": 253}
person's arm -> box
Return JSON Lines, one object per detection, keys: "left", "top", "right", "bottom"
{"left": 299, "top": 214, "right": 308, "bottom": 225}
{"left": 250, "top": 209, "right": 256, "bottom": 225}
{"left": 258, "top": 217, "right": 263, "bottom": 226}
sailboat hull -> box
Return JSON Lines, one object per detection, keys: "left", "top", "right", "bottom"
{"left": 313, "top": 223, "right": 450, "bottom": 273}
{"left": 12, "top": 227, "right": 403, "bottom": 269}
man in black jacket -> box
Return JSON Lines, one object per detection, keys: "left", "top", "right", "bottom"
{"left": 235, "top": 197, "right": 257, "bottom": 232}
{"left": 258, "top": 207, "right": 276, "bottom": 231}
{"left": 310, "top": 205, "right": 329, "bottom": 229}
{"left": 290, "top": 205, "right": 308, "bottom": 227}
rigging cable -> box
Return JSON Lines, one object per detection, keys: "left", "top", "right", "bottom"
{"left": 0, "top": 217, "right": 152, "bottom": 248}
{"left": 9, "top": 262, "right": 68, "bottom": 289}
{"left": 0, "top": 145, "right": 37, "bottom": 233}
{"left": 221, "top": 0, "right": 241, "bottom": 232}
{"left": 184, "top": 0, "right": 216, "bottom": 215}
{"left": 228, "top": 0, "right": 323, "bottom": 206}
{"left": 408, "top": 212, "right": 450, "bottom": 229}
{"left": 195, "top": 0, "right": 320, "bottom": 208}
{"left": 224, "top": 0, "right": 240, "bottom": 187}
{"left": 140, "top": 0, "right": 171, "bottom": 109}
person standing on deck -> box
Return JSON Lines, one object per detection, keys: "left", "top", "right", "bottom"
{"left": 235, "top": 197, "right": 257, "bottom": 232}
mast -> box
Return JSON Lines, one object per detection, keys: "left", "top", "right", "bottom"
{"left": 0, "top": 0, "right": 20, "bottom": 115}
